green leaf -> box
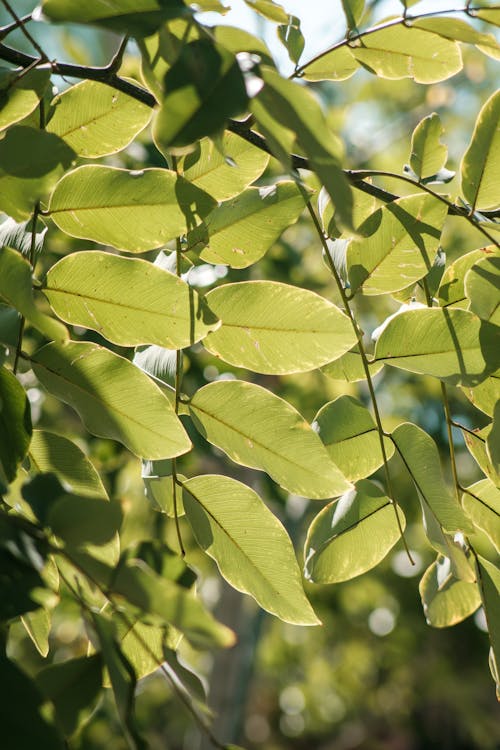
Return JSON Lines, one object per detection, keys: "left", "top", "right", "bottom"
{"left": 313, "top": 396, "right": 394, "bottom": 483}
{"left": 391, "top": 422, "right": 473, "bottom": 535}
{"left": 183, "top": 474, "right": 320, "bottom": 625}
{"left": 189, "top": 380, "right": 351, "bottom": 499}
{"left": 277, "top": 15, "right": 305, "bottom": 65}
{"left": 0, "top": 366, "right": 32, "bottom": 482}
{"left": 350, "top": 26, "right": 462, "bottom": 83}
{"left": 465, "top": 256, "right": 500, "bottom": 325}
{"left": 461, "top": 90, "right": 500, "bottom": 211}
{"left": 181, "top": 131, "right": 269, "bottom": 201}
{"left": 412, "top": 17, "right": 500, "bottom": 57}
{"left": 214, "top": 25, "right": 275, "bottom": 65}
{"left": 0, "top": 126, "right": 75, "bottom": 221}
{"left": 0, "top": 513, "right": 48, "bottom": 620}
{"left": 0, "top": 305, "right": 20, "bottom": 347}
{"left": 321, "top": 348, "right": 383, "bottom": 382}
{"left": 142, "top": 459, "right": 185, "bottom": 516}
{"left": 153, "top": 39, "right": 247, "bottom": 154}
{"left": 115, "top": 620, "right": 180, "bottom": 681}
{"left": 476, "top": 556, "right": 500, "bottom": 696}
{"left": 346, "top": 193, "right": 447, "bottom": 295}
{"left": 251, "top": 66, "right": 353, "bottom": 229}
{"left": 44, "top": 251, "right": 219, "bottom": 348}
{"left": 36, "top": 655, "right": 103, "bottom": 737}
{"left": 41, "top": 0, "right": 191, "bottom": 36}
{"left": 0, "top": 67, "right": 50, "bottom": 132}
{"left": 409, "top": 113, "right": 448, "bottom": 181}
{"left": 186, "top": 182, "right": 308, "bottom": 268}
{"left": 48, "top": 166, "right": 210, "bottom": 253}
{"left": 204, "top": 281, "right": 355, "bottom": 374}
{"left": 462, "top": 479, "right": 500, "bottom": 553}
{"left": 341, "top": 0, "right": 364, "bottom": 30}
{"left": 419, "top": 556, "right": 481, "bottom": 628}
{"left": 304, "top": 479, "right": 405, "bottom": 584}
{"left": 90, "top": 613, "right": 146, "bottom": 750}
{"left": 488, "top": 402, "right": 500, "bottom": 474}
{"left": 29, "top": 430, "right": 108, "bottom": 499}
{"left": 0, "top": 652, "right": 64, "bottom": 750}
{"left": 462, "top": 424, "right": 500, "bottom": 489}
{"left": 32, "top": 341, "right": 191, "bottom": 459}
{"left": 21, "top": 607, "right": 51, "bottom": 657}
{"left": 243, "top": 0, "right": 288, "bottom": 23}
{"left": 375, "top": 308, "right": 500, "bottom": 387}
{"left": 438, "top": 247, "right": 497, "bottom": 308}
{"left": 0, "top": 247, "right": 68, "bottom": 344}
{"left": 462, "top": 371, "right": 500, "bottom": 417}
{"left": 46, "top": 80, "right": 152, "bottom": 158}
{"left": 300, "top": 46, "right": 359, "bottom": 82}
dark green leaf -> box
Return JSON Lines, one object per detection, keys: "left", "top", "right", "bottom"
{"left": 0, "top": 366, "right": 32, "bottom": 482}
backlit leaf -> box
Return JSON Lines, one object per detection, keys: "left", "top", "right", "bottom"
{"left": 32, "top": 341, "right": 191, "bottom": 459}
{"left": 304, "top": 479, "right": 405, "bottom": 583}
{"left": 419, "top": 556, "right": 481, "bottom": 628}
{"left": 183, "top": 474, "right": 320, "bottom": 625}
{"left": 461, "top": 90, "right": 500, "bottom": 211}
{"left": 462, "top": 479, "right": 500, "bottom": 553}
{"left": 204, "top": 281, "right": 355, "bottom": 374}
{"left": 321, "top": 348, "right": 383, "bottom": 382}
{"left": 0, "top": 366, "right": 32, "bottom": 483}
{"left": 409, "top": 113, "right": 448, "bottom": 181}
{"left": 44, "top": 251, "right": 219, "bottom": 348}
{"left": 0, "top": 68, "right": 50, "bottom": 132}
{"left": 439, "top": 247, "right": 497, "bottom": 308}
{"left": 465, "top": 256, "right": 500, "bottom": 325}
{"left": 375, "top": 308, "right": 500, "bottom": 387}
{"left": 300, "top": 45, "right": 359, "bottom": 82}
{"left": 189, "top": 380, "right": 351, "bottom": 499}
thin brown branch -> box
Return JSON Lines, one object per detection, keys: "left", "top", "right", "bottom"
{"left": 0, "top": 0, "right": 46, "bottom": 60}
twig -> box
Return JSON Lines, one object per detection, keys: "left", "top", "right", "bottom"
{"left": 0, "top": 0, "right": 46, "bottom": 60}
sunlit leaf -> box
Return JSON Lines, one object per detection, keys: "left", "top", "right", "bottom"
{"left": 461, "top": 90, "right": 500, "bottom": 211}
{"left": 419, "top": 556, "right": 481, "bottom": 628}
{"left": 462, "top": 479, "right": 500, "bottom": 553}
{"left": 243, "top": 0, "right": 288, "bottom": 23}
{"left": 0, "top": 67, "right": 50, "bottom": 132}
{"left": 304, "top": 480, "right": 405, "bottom": 583}
{"left": 439, "top": 247, "right": 498, "bottom": 308}
{"left": 313, "top": 396, "right": 394, "bottom": 482}
{"left": 409, "top": 113, "right": 448, "bottom": 181}
{"left": 189, "top": 380, "right": 351, "bottom": 499}
{"left": 47, "top": 80, "right": 152, "bottom": 158}
{"left": 300, "top": 45, "right": 359, "bottom": 81}
{"left": 183, "top": 474, "right": 320, "bottom": 624}
{"left": 204, "top": 281, "right": 355, "bottom": 374}
{"left": 32, "top": 341, "right": 191, "bottom": 459}
{"left": 476, "top": 556, "right": 500, "bottom": 696}
{"left": 465, "top": 256, "right": 500, "bottom": 325}
{"left": 375, "top": 308, "right": 500, "bottom": 387}
{"left": 321, "top": 348, "right": 383, "bottom": 382}
{"left": 462, "top": 372, "right": 500, "bottom": 417}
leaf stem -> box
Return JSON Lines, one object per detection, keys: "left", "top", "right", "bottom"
{"left": 306, "top": 200, "right": 413, "bottom": 563}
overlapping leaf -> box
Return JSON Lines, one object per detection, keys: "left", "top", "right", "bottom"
{"left": 0, "top": 68, "right": 50, "bottom": 132}
{"left": 462, "top": 480, "right": 500, "bottom": 552}
{"left": 461, "top": 90, "right": 500, "bottom": 211}
{"left": 0, "top": 367, "right": 32, "bottom": 483}
{"left": 189, "top": 380, "right": 351, "bottom": 499}
{"left": 204, "top": 281, "right": 355, "bottom": 374}
{"left": 419, "top": 556, "right": 481, "bottom": 628}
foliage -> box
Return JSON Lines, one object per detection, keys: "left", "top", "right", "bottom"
{"left": 0, "top": 0, "right": 499, "bottom": 748}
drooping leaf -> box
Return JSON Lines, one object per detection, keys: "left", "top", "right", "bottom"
{"left": 476, "top": 556, "right": 500, "bottom": 696}
{"left": 0, "top": 126, "right": 75, "bottom": 221}
{"left": 392, "top": 422, "right": 473, "bottom": 535}
{"left": 0, "top": 366, "right": 32, "bottom": 483}
{"left": 32, "top": 341, "right": 191, "bottom": 459}
{"left": 412, "top": 17, "right": 500, "bottom": 57}
{"left": 181, "top": 131, "right": 269, "bottom": 201}
{"left": 461, "top": 90, "right": 500, "bottom": 211}
{"left": 277, "top": 15, "right": 305, "bottom": 65}
{"left": 204, "top": 281, "right": 355, "bottom": 374}
{"left": 251, "top": 66, "right": 353, "bottom": 228}
{"left": 189, "top": 380, "right": 351, "bottom": 499}
{"left": 419, "top": 556, "right": 481, "bottom": 628}
{"left": 300, "top": 45, "right": 359, "bottom": 82}
{"left": 142, "top": 459, "right": 185, "bottom": 516}
{"left": 90, "top": 613, "right": 146, "bottom": 750}
{"left": 46, "top": 80, "right": 152, "bottom": 158}
{"left": 350, "top": 26, "right": 462, "bottom": 83}
{"left": 44, "top": 251, "right": 219, "bottom": 348}
{"left": 21, "top": 607, "right": 52, "bottom": 657}
{"left": 183, "top": 474, "right": 320, "bottom": 625}
{"left": 341, "top": 0, "right": 365, "bottom": 30}
{"left": 41, "top": 0, "right": 191, "bottom": 36}
{"left": 375, "top": 308, "right": 500, "bottom": 387}
{"left": 115, "top": 620, "right": 180, "bottom": 681}
{"left": 409, "top": 113, "right": 448, "bottom": 181}
{"left": 48, "top": 166, "right": 212, "bottom": 252}
{"left": 29, "top": 430, "right": 108, "bottom": 499}
{"left": 0, "top": 67, "right": 50, "bottom": 132}
{"left": 462, "top": 479, "right": 500, "bottom": 553}
{"left": 465, "top": 256, "right": 500, "bottom": 325}
{"left": 36, "top": 654, "right": 103, "bottom": 737}
{"left": 347, "top": 193, "right": 447, "bottom": 295}
{"left": 488, "top": 402, "right": 500, "bottom": 474}
{"left": 304, "top": 479, "right": 405, "bottom": 583}
{"left": 153, "top": 39, "right": 247, "bottom": 154}
{"left": 186, "top": 182, "right": 308, "bottom": 268}
{"left": 438, "top": 247, "right": 497, "bottom": 308}
{"left": 313, "top": 396, "right": 394, "bottom": 483}
{"left": 462, "top": 424, "right": 500, "bottom": 489}
{"left": 0, "top": 247, "right": 68, "bottom": 344}
{"left": 321, "top": 348, "right": 383, "bottom": 382}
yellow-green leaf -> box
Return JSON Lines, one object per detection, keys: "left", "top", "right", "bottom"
{"left": 461, "top": 90, "right": 500, "bottom": 211}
